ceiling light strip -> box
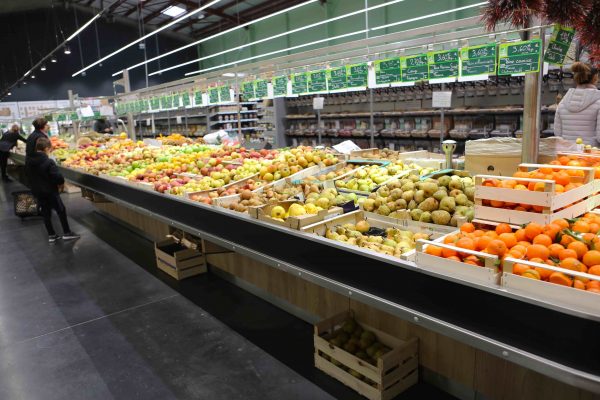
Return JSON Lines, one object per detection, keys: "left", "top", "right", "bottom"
{"left": 112, "top": 0, "right": 321, "bottom": 77}
{"left": 67, "top": 12, "right": 103, "bottom": 42}
{"left": 72, "top": 0, "right": 225, "bottom": 77}
{"left": 146, "top": 0, "right": 406, "bottom": 77}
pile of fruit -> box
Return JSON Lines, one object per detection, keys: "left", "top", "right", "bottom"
{"left": 424, "top": 215, "right": 600, "bottom": 293}
{"left": 553, "top": 154, "right": 600, "bottom": 179}
{"left": 157, "top": 133, "right": 193, "bottom": 145}
{"left": 306, "top": 188, "right": 360, "bottom": 209}
{"left": 303, "top": 164, "right": 361, "bottom": 183}
{"left": 362, "top": 173, "right": 475, "bottom": 225}
{"left": 50, "top": 136, "right": 69, "bottom": 149}
{"left": 269, "top": 202, "right": 325, "bottom": 222}
{"left": 258, "top": 147, "right": 339, "bottom": 182}
{"left": 324, "top": 220, "right": 429, "bottom": 258}
{"left": 335, "top": 165, "right": 404, "bottom": 192}
{"left": 320, "top": 317, "right": 391, "bottom": 385}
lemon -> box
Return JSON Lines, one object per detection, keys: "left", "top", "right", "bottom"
{"left": 576, "top": 138, "right": 583, "bottom": 145}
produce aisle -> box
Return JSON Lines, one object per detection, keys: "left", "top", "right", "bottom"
{"left": 0, "top": 180, "right": 451, "bottom": 400}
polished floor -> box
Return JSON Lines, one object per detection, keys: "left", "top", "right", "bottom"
{"left": 0, "top": 176, "right": 454, "bottom": 400}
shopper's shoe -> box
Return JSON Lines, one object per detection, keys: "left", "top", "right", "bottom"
{"left": 61, "top": 232, "right": 80, "bottom": 241}
{"left": 48, "top": 235, "right": 59, "bottom": 243}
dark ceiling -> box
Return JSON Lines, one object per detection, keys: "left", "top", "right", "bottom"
{"left": 0, "top": 0, "right": 315, "bottom": 99}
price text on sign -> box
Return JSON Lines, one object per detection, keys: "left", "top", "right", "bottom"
{"left": 401, "top": 54, "right": 429, "bottom": 82}
{"left": 254, "top": 80, "right": 269, "bottom": 99}
{"left": 327, "top": 67, "right": 347, "bottom": 91}
{"left": 219, "top": 86, "right": 232, "bottom": 103}
{"left": 498, "top": 39, "right": 541, "bottom": 75}
{"left": 346, "top": 63, "right": 369, "bottom": 88}
{"left": 374, "top": 58, "right": 401, "bottom": 85}
{"left": 460, "top": 43, "right": 497, "bottom": 76}
{"left": 544, "top": 24, "right": 575, "bottom": 66}
{"left": 272, "top": 76, "right": 288, "bottom": 97}
{"left": 428, "top": 49, "right": 459, "bottom": 79}
{"left": 242, "top": 82, "right": 255, "bottom": 100}
{"left": 308, "top": 70, "right": 328, "bottom": 93}
{"left": 194, "top": 91, "right": 203, "bottom": 106}
{"left": 208, "top": 88, "right": 220, "bottom": 104}
{"left": 291, "top": 73, "right": 308, "bottom": 95}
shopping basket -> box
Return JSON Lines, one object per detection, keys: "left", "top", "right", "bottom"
{"left": 12, "top": 190, "right": 40, "bottom": 219}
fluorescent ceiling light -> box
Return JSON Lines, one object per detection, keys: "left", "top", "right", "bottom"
{"left": 182, "top": 3, "right": 484, "bottom": 79}
{"left": 114, "top": 0, "right": 320, "bottom": 77}
{"left": 7, "top": 92, "right": 11, "bottom": 96}
{"left": 73, "top": 0, "right": 225, "bottom": 77}
{"left": 41, "top": 64, "right": 46, "bottom": 71}
{"left": 148, "top": 0, "right": 405, "bottom": 77}
{"left": 51, "top": 56, "right": 57, "bottom": 63}
{"left": 371, "top": 2, "right": 486, "bottom": 31}
{"left": 161, "top": 5, "right": 186, "bottom": 18}
{"left": 222, "top": 72, "right": 245, "bottom": 77}
{"left": 64, "top": 45, "right": 71, "bottom": 54}
{"left": 24, "top": 70, "right": 31, "bottom": 77}
{"left": 185, "top": 30, "right": 366, "bottom": 76}
{"left": 67, "top": 12, "right": 102, "bottom": 42}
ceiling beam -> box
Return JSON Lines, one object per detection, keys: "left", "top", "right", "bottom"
{"left": 122, "top": 4, "right": 139, "bottom": 17}
{"left": 107, "top": 0, "right": 128, "bottom": 14}
{"left": 172, "top": 0, "right": 238, "bottom": 33}
{"left": 170, "top": 0, "right": 247, "bottom": 24}
{"left": 191, "top": 0, "right": 307, "bottom": 38}
{"left": 144, "top": 0, "right": 178, "bottom": 24}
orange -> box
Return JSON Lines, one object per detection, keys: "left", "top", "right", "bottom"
{"left": 495, "top": 223, "right": 512, "bottom": 235}
{"left": 551, "top": 219, "right": 569, "bottom": 229}
{"left": 517, "top": 241, "right": 532, "bottom": 248}
{"left": 539, "top": 166, "right": 553, "bottom": 174}
{"left": 511, "top": 245, "right": 527, "bottom": 256}
{"left": 446, "top": 255, "right": 461, "bottom": 262}
{"left": 524, "top": 223, "right": 543, "bottom": 241}
{"left": 444, "top": 234, "right": 458, "bottom": 244}
{"left": 554, "top": 172, "right": 570, "bottom": 186}
{"left": 587, "top": 280, "right": 600, "bottom": 290}
{"left": 532, "top": 234, "right": 552, "bottom": 247}
{"left": 425, "top": 245, "right": 443, "bottom": 257}
{"left": 442, "top": 247, "right": 458, "bottom": 258}
{"left": 456, "top": 237, "right": 476, "bottom": 252}
{"left": 542, "top": 224, "right": 561, "bottom": 240}
{"left": 560, "top": 234, "right": 575, "bottom": 247}
{"left": 588, "top": 265, "right": 600, "bottom": 276}
{"left": 583, "top": 251, "right": 600, "bottom": 267}
{"left": 526, "top": 244, "right": 550, "bottom": 261}
{"left": 558, "top": 156, "right": 570, "bottom": 165}
{"left": 588, "top": 288, "right": 600, "bottom": 294}
{"left": 484, "top": 231, "right": 499, "bottom": 239}
{"left": 558, "top": 248, "right": 578, "bottom": 260}
{"left": 513, "top": 263, "right": 530, "bottom": 275}
{"left": 535, "top": 266, "right": 553, "bottom": 280}
{"left": 463, "top": 255, "right": 482, "bottom": 266}
{"left": 560, "top": 257, "right": 583, "bottom": 272}
{"left": 572, "top": 221, "right": 591, "bottom": 233}
{"left": 589, "top": 223, "right": 600, "bottom": 234}
{"left": 460, "top": 223, "right": 475, "bottom": 234}
{"left": 486, "top": 239, "right": 508, "bottom": 256}
{"left": 522, "top": 269, "right": 541, "bottom": 280}
{"left": 498, "top": 233, "right": 517, "bottom": 249}
{"left": 515, "top": 229, "right": 527, "bottom": 242}
{"left": 476, "top": 235, "right": 492, "bottom": 252}
{"left": 548, "top": 243, "right": 565, "bottom": 259}
{"left": 549, "top": 272, "right": 573, "bottom": 287}
{"left": 573, "top": 279, "right": 586, "bottom": 290}
{"left": 507, "top": 250, "right": 524, "bottom": 259}
{"left": 472, "top": 230, "right": 485, "bottom": 237}
{"left": 490, "top": 200, "right": 505, "bottom": 208}
{"left": 567, "top": 241, "right": 588, "bottom": 259}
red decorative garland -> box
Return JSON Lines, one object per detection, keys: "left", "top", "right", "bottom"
{"left": 576, "top": 0, "right": 600, "bottom": 48}
{"left": 543, "top": 0, "right": 591, "bottom": 28}
{"left": 482, "top": 0, "right": 543, "bottom": 31}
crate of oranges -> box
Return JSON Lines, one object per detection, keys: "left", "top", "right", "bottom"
{"left": 474, "top": 163, "right": 600, "bottom": 225}
{"left": 415, "top": 221, "right": 506, "bottom": 286}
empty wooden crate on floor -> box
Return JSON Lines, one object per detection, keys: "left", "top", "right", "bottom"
{"left": 154, "top": 237, "right": 206, "bottom": 280}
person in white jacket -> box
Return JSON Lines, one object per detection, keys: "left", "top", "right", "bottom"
{"left": 554, "top": 62, "right": 600, "bottom": 145}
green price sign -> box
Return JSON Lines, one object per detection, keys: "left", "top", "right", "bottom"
{"left": 428, "top": 49, "right": 459, "bottom": 79}
{"left": 181, "top": 92, "right": 191, "bottom": 107}
{"left": 254, "top": 79, "right": 269, "bottom": 99}
{"left": 194, "top": 91, "right": 203, "bottom": 106}
{"left": 291, "top": 73, "right": 308, "bottom": 95}
{"left": 498, "top": 39, "right": 541, "bottom": 75}
{"left": 307, "top": 70, "right": 327, "bottom": 93}
{"left": 374, "top": 58, "right": 401, "bottom": 85}
{"left": 460, "top": 43, "right": 497, "bottom": 76}
{"left": 70, "top": 112, "right": 79, "bottom": 121}
{"left": 544, "top": 25, "right": 575, "bottom": 65}
{"left": 327, "top": 67, "right": 347, "bottom": 91}
{"left": 160, "top": 96, "right": 167, "bottom": 109}
{"left": 346, "top": 63, "right": 368, "bottom": 88}
{"left": 150, "top": 97, "right": 160, "bottom": 110}
{"left": 172, "top": 94, "right": 181, "bottom": 108}
{"left": 401, "top": 54, "right": 429, "bottom": 82}
{"left": 272, "top": 76, "right": 288, "bottom": 97}
{"left": 241, "top": 81, "right": 255, "bottom": 101}
{"left": 208, "top": 87, "right": 220, "bottom": 104}
{"left": 219, "top": 86, "right": 231, "bottom": 103}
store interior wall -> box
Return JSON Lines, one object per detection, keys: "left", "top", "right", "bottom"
{"left": 0, "top": 7, "right": 197, "bottom": 102}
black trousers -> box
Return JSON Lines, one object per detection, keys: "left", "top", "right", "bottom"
{"left": 0, "top": 151, "right": 8, "bottom": 178}
{"left": 38, "top": 193, "right": 71, "bottom": 236}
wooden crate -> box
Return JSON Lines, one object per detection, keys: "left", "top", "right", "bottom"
{"left": 81, "top": 187, "right": 110, "bottom": 203}
{"left": 474, "top": 164, "right": 600, "bottom": 225}
{"left": 502, "top": 258, "right": 600, "bottom": 318}
{"left": 155, "top": 238, "right": 206, "bottom": 280}
{"left": 314, "top": 311, "right": 418, "bottom": 400}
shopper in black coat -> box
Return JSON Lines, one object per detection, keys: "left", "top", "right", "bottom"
{"left": 26, "top": 117, "right": 50, "bottom": 157}
{"left": 25, "top": 137, "right": 79, "bottom": 243}
{"left": 0, "top": 124, "right": 26, "bottom": 181}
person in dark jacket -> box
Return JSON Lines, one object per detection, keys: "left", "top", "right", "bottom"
{"left": 0, "top": 124, "right": 26, "bottom": 181}
{"left": 25, "top": 137, "right": 79, "bottom": 243}
{"left": 26, "top": 117, "right": 50, "bottom": 158}
{"left": 93, "top": 118, "right": 113, "bottom": 134}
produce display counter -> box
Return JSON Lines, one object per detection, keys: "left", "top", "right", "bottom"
{"left": 9, "top": 152, "right": 600, "bottom": 397}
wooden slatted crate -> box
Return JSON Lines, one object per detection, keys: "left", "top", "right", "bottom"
{"left": 155, "top": 238, "right": 206, "bottom": 280}
{"left": 314, "top": 311, "right": 418, "bottom": 400}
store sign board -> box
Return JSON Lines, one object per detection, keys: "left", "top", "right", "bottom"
{"left": 254, "top": 79, "right": 269, "bottom": 99}
{"left": 219, "top": 86, "right": 232, "bottom": 103}
{"left": 181, "top": 92, "right": 191, "bottom": 107}
{"left": 401, "top": 54, "right": 429, "bottom": 82}
{"left": 307, "top": 70, "right": 328, "bottom": 93}
{"left": 374, "top": 57, "right": 402, "bottom": 85}
{"left": 194, "top": 91, "right": 203, "bottom": 107}
{"left": 291, "top": 73, "right": 309, "bottom": 95}
{"left": 428, "top": 49, "right": 459, "bottom": 79}
{"left": 241, "top": 81, "right": 255, "bottom": 101}
{"left": 498, "top": 39, "right": 541, "bottom": 75}
{"left": 208, "top": 87, "right": 220, "bottom": 104}
{"left": 172, "top": 94, "right": 181, "bottom": 108}
{"left": 346, "top": 63, "right": 368, "bottom": 89}
{"left": 544, "top": 25, "right": 575, "bottom": 65}
{"left": 327, "top": 67, "right": 347, "bottom": 91}
{"left": 460, "top": 43, "right": 497, "bottom": 76}
{"left": 272, "top": 76, "right": 288, "bottom": 97}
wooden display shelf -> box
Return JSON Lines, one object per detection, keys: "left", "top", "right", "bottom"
{"left": 314, "top": 311, "right": 418, "bottom": 400}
